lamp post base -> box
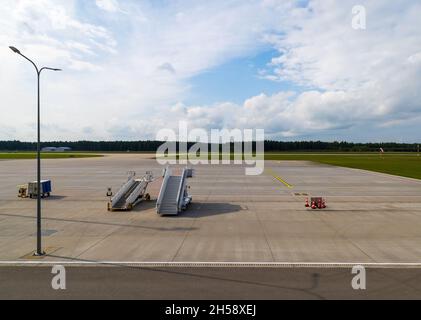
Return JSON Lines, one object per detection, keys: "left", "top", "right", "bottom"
{"left": 33, "top": 251, "right": 46, "bottom": 257}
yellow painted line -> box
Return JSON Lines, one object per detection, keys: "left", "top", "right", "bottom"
{"left": 273, "top": 175, "right": 294, "bottom": 189}
{"left": 266, "top": 168, "right": 294, "bottom": 189}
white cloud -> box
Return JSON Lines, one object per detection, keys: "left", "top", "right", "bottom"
{"left": 95, "top": 0, "right": 122, "bottom": 13}
{"left": 0, "top": 0, "right": 286, "bottom": 141}
{"left": 1, "top": 0, "right": 420, "bottom": 142}
{"left": 138, "top": 0, "right": 421, "bottom": 141}
{"left": 408, "top": 52, "right": 421, "bottom": 65}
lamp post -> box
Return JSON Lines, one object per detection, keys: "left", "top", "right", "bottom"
{"left": 9, "top": 46, "right": 61, "bottom": 256}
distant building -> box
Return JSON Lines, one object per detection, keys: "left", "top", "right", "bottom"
{"left": 41, "top": 147, "right": 72, "bottom": 152}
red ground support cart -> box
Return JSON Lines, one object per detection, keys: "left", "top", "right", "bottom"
{"left": 305, "top": 197, "right": 326, "bottom": 209}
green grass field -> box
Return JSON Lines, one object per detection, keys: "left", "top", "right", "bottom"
{"left": 0, "top": 152, "right": 103, "bottom": 160}
{"left": 264, "top": 153, "right": 421, "bottom": 180}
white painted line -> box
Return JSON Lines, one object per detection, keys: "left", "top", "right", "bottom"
{"left": 2, "top": 261, "right": 421, "bottom": 268}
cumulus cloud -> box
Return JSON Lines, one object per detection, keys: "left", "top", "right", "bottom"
{"left": 1, "top": 0, "right": 420, "bottom": 142}
{"left": 157, "top": 63, "right": 176, "bottom": 75}
{"left": 114, "top": 0, "right": 421, "bottom": 141}
{"left": 95, "top": 0, "right": 123, "bottom": 13}
{"left": 260, "top": 0, "right": 421, "bottom": 133}
{"left": 0, "top": 0, "right": 285, "bottom": 141}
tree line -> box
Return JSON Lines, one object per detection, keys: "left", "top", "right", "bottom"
{"left": 0, "top": 140, "right": 420, "bottom": 152}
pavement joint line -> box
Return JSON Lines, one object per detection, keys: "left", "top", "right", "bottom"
{"left": 247, "top": 176, "right": 276, "bottom": 262}
{"left": 170, "top": 167, "right": 218, "bottom": 262}
{"left": 2, "top": 261, "right": 421, "bottom": 268}
{"left": 312, "top": 211, "right": 378, "bottom": 263}
{"left": 73, "top": 221, "right": 123, "bottom": 260}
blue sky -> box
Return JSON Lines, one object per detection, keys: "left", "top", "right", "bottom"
{"left": 188, "top": 50, "right": 291, "bottom": 105}
{"left": 0, "top": 0, "right": 421, "bottom": 142}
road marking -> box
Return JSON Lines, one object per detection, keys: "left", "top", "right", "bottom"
{"left": 266, "top": 168, "right": 294, "bottom": 189}
{"left": 273, "top": 175, "right": 294, "bottom": 189}
{"left": 2, "top": 261, "right": 421, "bottom": 268}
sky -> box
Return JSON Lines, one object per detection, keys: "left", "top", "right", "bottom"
{"left": 0, "top": 0, "right": 420, "bottom": 142}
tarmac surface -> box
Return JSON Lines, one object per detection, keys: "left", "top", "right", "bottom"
{"left": 1, "top": 154, "right": 421, "bottom": 264}
{"left": 1, "top": 266, "right": 421, "bottom": 300}
{"left": 2, "top": 153, "right": 421, "bottom": 299}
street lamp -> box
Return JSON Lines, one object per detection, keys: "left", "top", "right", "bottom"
{"left": 9, "top": 46, "right": 61, "bottom": 256}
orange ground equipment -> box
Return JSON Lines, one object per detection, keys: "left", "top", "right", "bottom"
{"left": 307, "top": 197, "right": 327, "bottom": 210}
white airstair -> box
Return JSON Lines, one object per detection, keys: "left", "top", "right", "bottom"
{"left": 108, "top": 172, "right": 153, "bottom": 211}
{"left": 156, "top": 167, "right": 192, "bottom": 216}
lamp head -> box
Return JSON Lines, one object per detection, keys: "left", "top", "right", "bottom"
{"left": 9, "top": 46, "right": 21, "bottom": 54}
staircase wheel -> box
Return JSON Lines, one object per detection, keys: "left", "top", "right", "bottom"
{"left": 145, "top": 193, "right": 151, "bottom": 201}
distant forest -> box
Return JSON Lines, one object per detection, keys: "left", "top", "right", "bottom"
{"left": 0, "top": 140, "right": 420, "bottom": 152}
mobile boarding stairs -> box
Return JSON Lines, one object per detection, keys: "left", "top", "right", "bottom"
{"left": 156, "top": 167, "right": 193, "bottom": 216}
{"left": 108, "top": 172, "right": 153, "bottom": 211}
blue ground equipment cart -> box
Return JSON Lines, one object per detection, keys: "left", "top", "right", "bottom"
{"left": 18, "top": 180, "right": 52, "bottom": 198}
